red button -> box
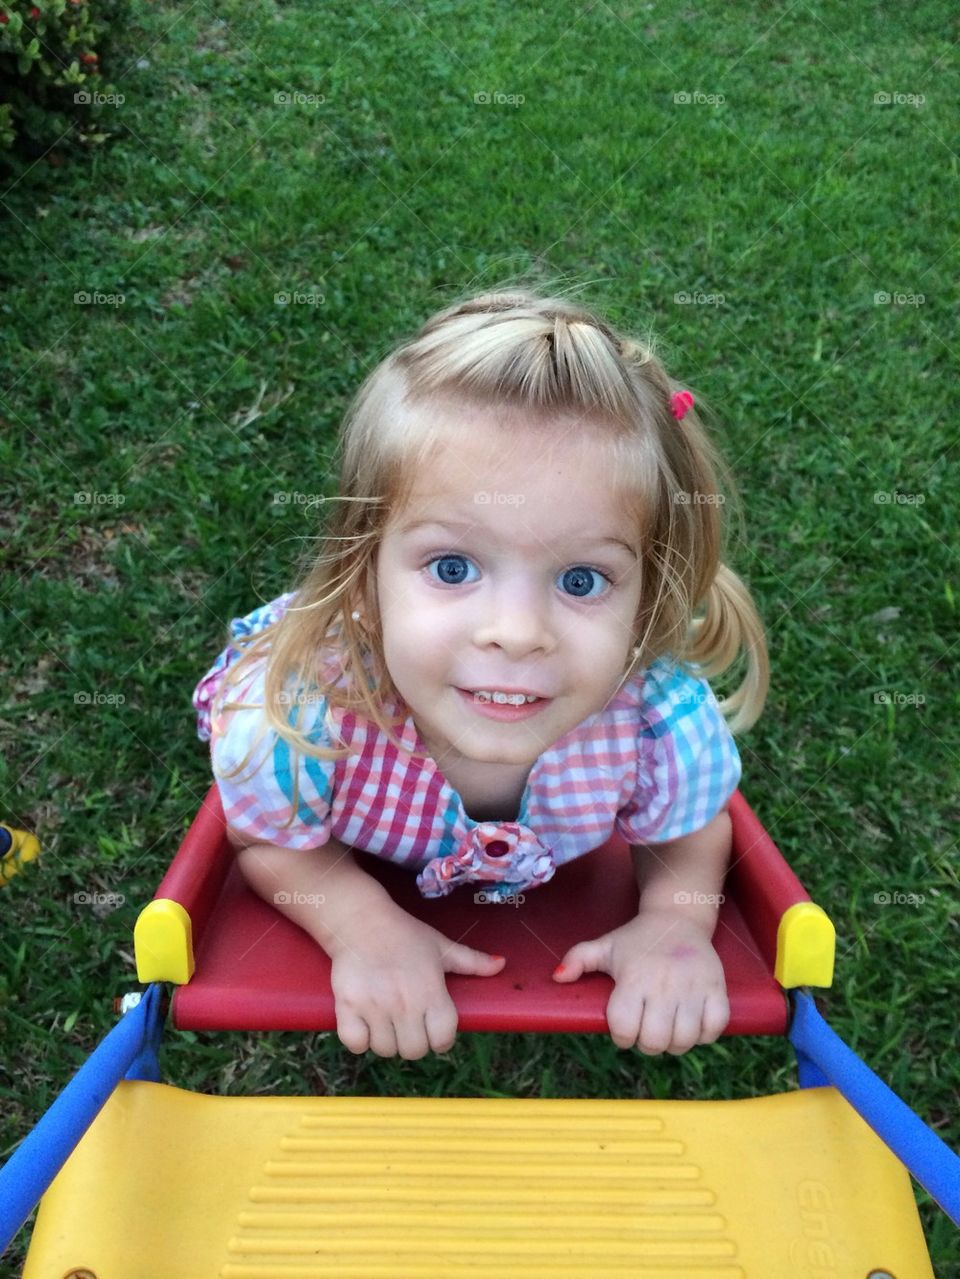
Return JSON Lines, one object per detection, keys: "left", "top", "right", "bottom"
{"left": 484, "top": 840, "right": 510, "bottom": 858}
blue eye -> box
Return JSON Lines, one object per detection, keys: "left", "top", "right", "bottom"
{"left": 424, "top": 555, "right": 611, "bottom": 599}
{"left": 428, "top": 554, "right": 479, "bottom": 586}
{"left": 559, "top": 566, "right": 609, "bottom": 599}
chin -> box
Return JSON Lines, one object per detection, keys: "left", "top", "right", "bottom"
{"left": 461, "top": 727, "right": 551, "bottom": 763}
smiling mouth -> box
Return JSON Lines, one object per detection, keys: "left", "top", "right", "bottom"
{"left": 460, "top": 689, "right": 547, "bottom": 705}
{"left": 455, "top": 688, "right": 554, "bottom": 720}
{"left": 475, "top": 692, "right": 539, "bottom": 706}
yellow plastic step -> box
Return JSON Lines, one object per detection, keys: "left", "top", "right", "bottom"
{"left": 25, "top": 1082, "right": 932, "bottom": 1278}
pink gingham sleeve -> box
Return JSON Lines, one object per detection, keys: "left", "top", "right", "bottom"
{"left": 615, "top": 659, "right": 741, "bottom": 845}
{"left": 210, "top": 661, "right": 336, "bottom": 851}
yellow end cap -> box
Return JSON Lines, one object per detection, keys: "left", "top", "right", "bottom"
{"left": 0, "top": 828, "right": 41, "bottom": 885}
{"left": 134, "top": 898, "right": 195, "bottom": 984}
{"left": 775, "top": 901, "right": 835, "bottom": 988}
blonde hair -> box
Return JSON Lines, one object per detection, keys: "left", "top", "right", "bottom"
{"left": 212, "top": 281, "right": 769, "bottom": 811}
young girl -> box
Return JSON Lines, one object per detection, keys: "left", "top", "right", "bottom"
{"left": 193, "top": 286, "right": 769, "bottom": 1063}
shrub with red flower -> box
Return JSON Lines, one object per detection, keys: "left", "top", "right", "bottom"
{"left": 0, "top": 0, "right": 130, "bottom": 156}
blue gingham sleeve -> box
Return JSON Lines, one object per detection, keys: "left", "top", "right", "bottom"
{"left": 615, "top": 658, "right": 741, "bottom": 845}
{"left": 193, "top": 592, "right": 296, "bottom": 743}
{"left": 210, "top": 660, "right": 337, "bottom": 852}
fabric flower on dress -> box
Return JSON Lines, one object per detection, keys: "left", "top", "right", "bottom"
{"left": 416, "top": 821, "right": 558, "bottom": 899}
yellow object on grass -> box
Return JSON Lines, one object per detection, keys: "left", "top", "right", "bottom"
{"left": 0, "top": 825, "right": 40, "bottom": 886}
{"left": 26, "top": 1082, "right": 931, "bottom": 1278}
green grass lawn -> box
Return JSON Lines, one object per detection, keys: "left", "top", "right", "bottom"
{"left": 1, "top": 0, "right": 958, "bottom": 1272}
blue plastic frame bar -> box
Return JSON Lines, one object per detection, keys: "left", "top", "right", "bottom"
{"left": 3, "top": 984, "right": 957, "bottom": 1258}
{"left": 0, "top": 982, "right": 166, "bottom": 1256}
{"left": 789, "top": 989, "right": 960, "bottom": 1226}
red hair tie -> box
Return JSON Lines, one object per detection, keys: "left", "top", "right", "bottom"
{"left": 671, "top": 389, "right": 694, "bottom": 420}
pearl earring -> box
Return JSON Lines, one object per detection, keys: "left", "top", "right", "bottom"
{"left": 351, "top": 610, "right": 362, "bottom": 621}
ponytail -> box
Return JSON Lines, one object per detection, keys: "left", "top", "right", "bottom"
{"left": 681, "top": 563, "right": 770, "bottom": 734}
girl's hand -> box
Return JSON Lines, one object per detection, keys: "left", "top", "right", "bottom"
{"left": 552, "top": 910, "right": 730, "bottom": 1055}
{"left": 327, "top": 906, "right": 505, "bottom": 1059}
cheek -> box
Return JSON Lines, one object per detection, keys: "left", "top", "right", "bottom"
{"left": 377, "top": 554, "right": 421, "bottom": 628}
{"left": 382, "top": 587, "right": 455, "bottom": 662}
{"left": 375, "top": 567, "right": 410, "bottom": 657}
{"left": 580, "top": 608, "right": 635, "bottom": 661}
{"left": 572, "top": 628, "right": 636, "bottom": 697}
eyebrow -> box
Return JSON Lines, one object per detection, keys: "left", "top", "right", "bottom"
{"left": 399, "top": 517, "right": 638, "bottom": 559}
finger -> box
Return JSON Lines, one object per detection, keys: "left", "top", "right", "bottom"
{"left": 699, "top": 991, "right": 731, "bottom": 1044}
{"left": 366, "top": 1014, "right": 399, "bottom": 1059}
{"left": 637, "top": 1001, "right": 679, "bottom": 1056}
{"left": 553, "top": 940, "right": 606, "bottom": 981}
{"left": 605, "top": 986, "right": 643, "bottom": 1050}
{"left": 336, "top": 1007, "right": 371, "bottom": 1056}
{"left": 441, "top": 943, "right": 506, "bottom": 976}
{"left": 424, "top": 997, "right": 459, "bottom": 1055}
{"left": 393, "top": 1012, "right": 431, "bottom": 1061}
{"left": 666, "top": 998, "right": 705, "bottom": 1056}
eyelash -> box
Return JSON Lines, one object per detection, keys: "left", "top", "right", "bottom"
{"left": 420, "top": 552, "right": 616, "bottom": 599}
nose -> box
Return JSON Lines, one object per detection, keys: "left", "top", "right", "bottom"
{"left": 471, "top": 579, "right": 556, "bottom": 658}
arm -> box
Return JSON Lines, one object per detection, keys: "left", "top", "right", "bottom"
{"left": 228, "top": 827, "right": 505, "bottom": 1058}
{"left": 553, "top": 807, "right": 733, "bottom": 1054}
{"left": 230, "top": 829, "right": 403, "bottom": 959}
{"left": 631, "top": 806, "right": 732, "bottom": 937}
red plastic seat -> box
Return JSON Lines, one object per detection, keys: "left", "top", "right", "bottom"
{"left": 143, "top": 786, "right": 824, "bottom": 1036}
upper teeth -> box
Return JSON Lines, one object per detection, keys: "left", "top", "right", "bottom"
{"left": 472, "top": 690, "right": 540, "bottom": 705}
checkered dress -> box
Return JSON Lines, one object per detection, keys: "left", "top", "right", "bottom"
{"left": 193, "top": 593, "right": 742, "bottom": 899}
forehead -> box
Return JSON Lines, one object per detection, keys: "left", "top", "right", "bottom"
{"left": 393, "top": 401, "right": 629, "bottom": 534}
